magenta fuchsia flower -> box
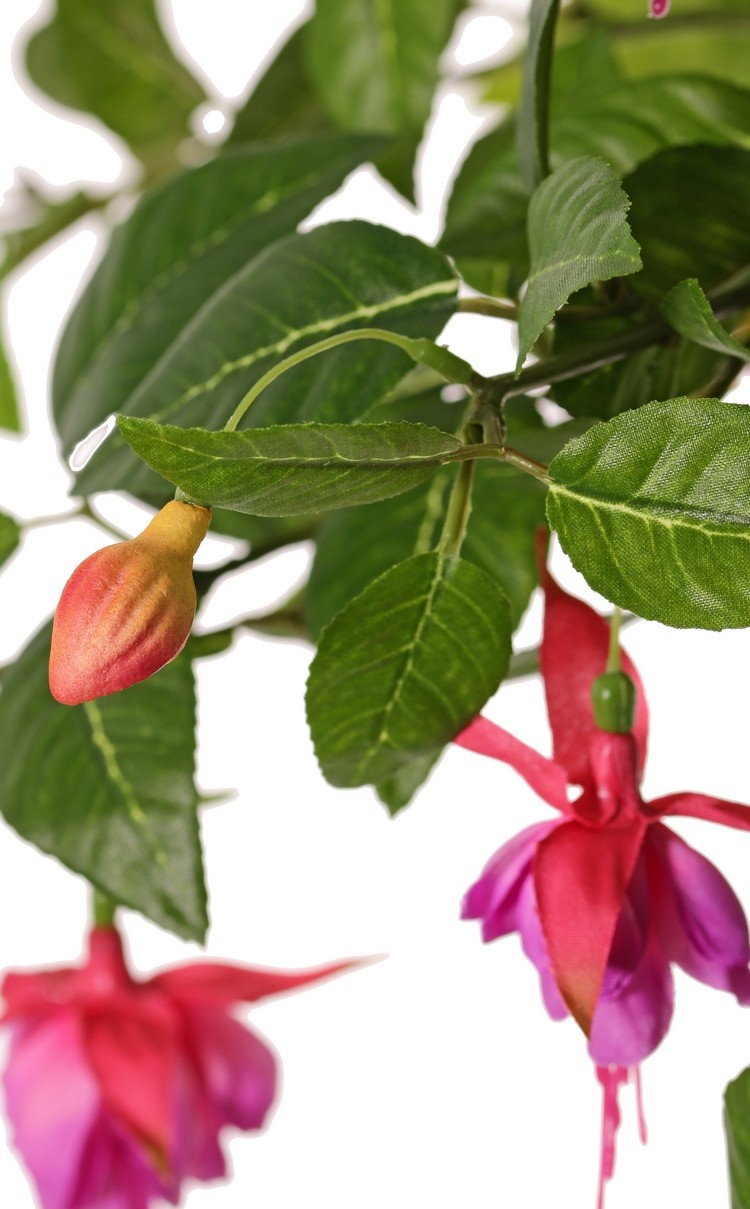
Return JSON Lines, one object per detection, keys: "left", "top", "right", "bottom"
{"left": 49, "top": 500, "right": 211, "bottom": 706}
{"left": 649, "top": 0, "right": 670, "bottom": 17}
{"left": 1, "top": 925, "right": 353, "bottom": 1209}
{"left": 456, "top": 553, "right": 750, "bottom": 1204}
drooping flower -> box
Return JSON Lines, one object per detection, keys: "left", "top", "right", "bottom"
{"left": 49, "top": 500, "right": 211, "bottom": 705}
{"left": 2, "top": 924, "right": 353, "bottom": 1209}
{"left": 648, "top": 0, "right": 670, "bottom": 17}
{"left": 456, "top": 542, "right": 750, "bottom": 1203}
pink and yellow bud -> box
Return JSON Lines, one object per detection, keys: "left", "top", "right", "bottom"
{"left": 49, "top": 500, "right": 211, "bottom": 705}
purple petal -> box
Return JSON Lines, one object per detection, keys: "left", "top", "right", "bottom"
{"left": 516, "top": 875, "right": 568, "bottom": 1020}
{"left": 648, "top": 825, "right": 750, "bottom": 995}
{"left": 3, "top": 1012, "right": 101, "bottom": 1209}
{"left": 599, "top": 860, "right": 649, "bottom": 1000}
{"left": 70, "top": 1115, "right": 169, "bottom": 1209}
{"left": 589, "top": 930, "right": 674, "bottom": 1066}
{"left": 185, "top": 1008, "right": 277, "bottom": 1133}
{"left": 462, "top": 821, "right": 556, "bottom": 942}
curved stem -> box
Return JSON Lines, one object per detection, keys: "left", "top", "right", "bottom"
{"left": 438, "top": 457, "right": 476, "bottom": 557}
{"left": 459, "top": 297, "right": 518, "bottom": 321}
{"left": 607, "top": 607, "right": 622, "bottom": 673}
{"left": 223, "top": 328, "right": 473, "bottom": 432}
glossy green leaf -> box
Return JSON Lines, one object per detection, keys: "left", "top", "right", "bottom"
{"left": 517, "top": 156, "right": 641, "bottom": 371}
{"left": 547, "top": 397, "right": 750, "bottom": 630}
{"left": 306, "top": 0, "right": 463, "bottom": 196}
{"left": 0, "top": 330, "right": 21, "bottom": 433}
{"left": 662, "top": 278, "right": 750, "bottom": 363}
{"left": 725, "top": 1066, "right": 750, "bottom": 1209}
{"left": 307, "top": 552, "right": 512, "bottom": 788}
{"left": 0, "top": 626, "right": 206, "bottom": 940}
{"left": 53, "top": 135, "right": 385, "bottom": 462}
{"left": 517, "top": 0, "right": 560, "bottom": 190}
{"left": 228, "top": 23, "right": 331, "bottom": 142}
{"left": 23, "top": 0, "right": 205, "bottom": 167}
{"left": 72, "top": 221, "right": 458, "bottom": 498}
{"left": 626, "top": 145, "right": 750, "bottom": 300}
{"left": 0, "top": 512, "right": 20, "bottom": 568}
{"left": 117, "top": 418, "right": 462, "bottom": 515}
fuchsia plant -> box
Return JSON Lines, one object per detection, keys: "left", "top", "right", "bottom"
{"left": 1, "top": 923, "right": 354, "bottom": 1208}
{"left": 457, "top": 545, "right": 750, "bottom": 1204}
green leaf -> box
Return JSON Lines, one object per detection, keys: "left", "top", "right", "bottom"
{"left": 547, "top": 397, "right": 750, "bottom": 630}
{"left": 306, "top": 0, "right": 463, "bottom": 197}
{"left": 307, "top": 551, "right": 512, "bottom": 788}
{"left": 517, "top": 0, "right": 560, "bottom": 190}
{"left": 72, "top": 221, "right": 458, "bottom": 498}
{"left": 23, "top": 0, "right": 205, "bottom": 168}
{"left": 117, "top": 418, "right": 462, "bottom": 515}
{"left": 228, "top": 23, "right": 331, "bottom": 143}
{"left": 0, "top": 331, "right": 21, "bottom": 433}
{"left": 0, "top": 626, "right": 206, "bottom": 939}
{"left": 441, "top": 116, "right": 530, "bottom": 297}
{"left": 662, "top": 278, "right": 750, "bottom": 363}
{"left": 613, "top": 22, "right": 750, "bottom": 92}
{"left": 626, "top": 145, "right": 750, "bottom": 300}
{"left": 517, "top": 156, "right": 642, "bottom": 371}
{"left": 375, "top": 752, "right": 440, "bottom": 816}
{"left": 53, "top": 135, "right": 385, "bottom": 462}
{"left": 725, "top": 1066, "right": 750, "bottom": 1209}
{"left": 0, "top": 512, "right": 21, "bottom": 568}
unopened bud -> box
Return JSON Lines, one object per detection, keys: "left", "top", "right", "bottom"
{"left": 591, "top": 671, "right": 636, "bottom": 734}
{"left": 49, "top": 501, "right": 211, "bottom": 705}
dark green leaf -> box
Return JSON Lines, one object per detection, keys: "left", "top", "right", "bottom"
{"left": 228, "top": 23, "right": 331, "bottom": 142}
{"left": 517, "top": 156, "right": 641, "bottom": 370}
{"left": 552, "top": 308, "right": 736, "bottom": 420}
{"left": 0, "top": 512, "right": 20, "bottom": 568}
{"left": 23, "top": 0, "right": 205, "bottom": 168}
{"left": 517, "top": 0, "right": 560, "bottom": 190}
{"left": 0, "top": 331, "right": 21, "bottom": 433}
{"left": 547, "top": 397, "right": 750, "bottom": 630}
{"left": 306, "top": 0, "right": 463, "bottom": 197}
{"left": 662, "top": 278, "right": 750, "bottom": 363}
{"left": 441, "top": 116, "right": 530, "bottom": 297}
{"left": 72, "top": 221, "right": 458, "bottom": 498}
{"left": 53, "top": 135, "right": 385, "bottom": 462}
{"left": 117, "top": 418, "right": 462, "bottom": 515}
{"left": 626, "top": 145, "right": 750, "bottom": 300}
{"left": 725, "top": 1066, "right": 750, "bottom": 1209}
{"left": 375, "top": 753, "right": 441, "bottom": 815}
{"left": 307, "top": 552, "right": 512, "bottom": 788}
{"left": 0, "top": 626, "right": 206, "bottom": 940}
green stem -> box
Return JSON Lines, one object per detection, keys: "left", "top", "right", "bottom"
{"left": 92, "top": 888, "right": 117, "bottom": 929}
{"left": 224, "top": 329, "right": 473, "bottom": 432}
{"left": 458, "top": 297, "right": 518, "bottom": 321}
{"left": 607, "top": 607, "right": 622, "bottom": 673}
{"left": 438, "top": 456, "right": 476, "bottom": 557}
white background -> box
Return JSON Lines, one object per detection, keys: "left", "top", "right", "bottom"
{"left": 1, "top": 3, "right": 749, "bottom": 1207}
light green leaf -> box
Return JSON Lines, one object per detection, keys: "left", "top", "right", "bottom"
{"left": 726, "top": 1066, "right": 750, "bottom": 1209}
{"left": 306, "top": 0, "right": 463, "bottom": 196}
{"left": 307, "top": 551, "right": 512, "bottom": 788}
{"left": 0, "top": 331, "right": 21, "bottom": 433}
{"left": 614, "top": 22, "right": 750, "bottom": 92}
{"left": 662, "top": 278, "right": 750, "bottom": 363}
{"left": 0, "top": 626, "right": 207, "bottom": 940}
{"left": 23, "top": 0, "right": 205, "bottom": 168}
{"left": 517, "top": 0, "right": 560, "bottom": 190}
{"left": 72, "top": 221, "right": 458, "bottom": 498}
{"left": 547, "top": 397, "right": 750, "bottom": 630}
{"left": 517, "top": 156, "right": 642, "bottom": 371}
{"left": 53, "top": 135, "right": 385, "bottom": 463}
{"left": 117, "top": 418, "right": 462, "bottom": 515}
{"left": 626, "top": 145, "right": 750, "bottom": 300}
{"left": 0, "top": 512, "right": 20, "bottom": 568}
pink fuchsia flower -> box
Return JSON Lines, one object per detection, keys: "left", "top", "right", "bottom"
{"left": 49, "top": 500, "right": 211, "bottom": 706}
{"left": 2, "top": 925, "right": 354, "bottom": 1209}
{"left": 456, "top": 550, "right": 750, "bottom": 1202}
{"left": 649, "top": 0, "right": 670, "bottom": 17}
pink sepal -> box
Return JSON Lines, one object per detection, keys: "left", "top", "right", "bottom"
{"left": 651, "top": 791, "right": 750, "bottom": 832}
{"left": 454, "top": 715, "right": 570, "bottom": 812}
{"left": 151, "top": 959, "right": 356, "bottom": 1006}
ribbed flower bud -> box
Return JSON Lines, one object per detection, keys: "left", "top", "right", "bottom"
{"left": 49, "top": 501, "right": 211, "bottom": 705}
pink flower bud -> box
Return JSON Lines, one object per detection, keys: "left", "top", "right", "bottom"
{"left": 49, "top": 500, "right": 211, "bottom": 705}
